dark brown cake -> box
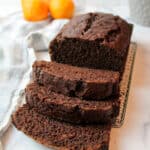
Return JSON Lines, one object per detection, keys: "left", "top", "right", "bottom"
{"left": 12, "top": 104, "right": 111, "bottom": 150}
{"left": 32, "top": 61, "right": 120, "bottom": 100}
{"left": 25, "top": 83, "right": 120, "bottom": 124}
{"left": 49, "top": 12, "right": 133, "bottom": 75}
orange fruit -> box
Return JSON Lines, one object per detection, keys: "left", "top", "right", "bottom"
{"left": 43, "top": 0, "right": 50, "bottom": 5}
{"left": 21, "top": 0, "right": 49, "bottom": 21}
{"left": 49, "top": 0, "right": 75, "bottom": 19}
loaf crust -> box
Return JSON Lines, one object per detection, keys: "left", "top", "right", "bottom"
{"left": 49, "top": 12, "right": 133, "bottom": 74}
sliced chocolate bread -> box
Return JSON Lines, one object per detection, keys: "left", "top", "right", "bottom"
{"left": 49, "top": 12, "right": 132, "bottom": 75}
{"left": 25, "top": 83, "right": 120, "bottom": 124}
{"left": 12, "top": 104, "right": 111, "bottom": 150}
{"left": 32, "top": 61, "right": 120, "bottom": 100}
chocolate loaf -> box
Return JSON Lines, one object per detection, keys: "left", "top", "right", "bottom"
{"left": 25, "top": 83, "right": 120, "bottom": 124}
{"left": 49, "top": 12, "right": 132, "bottom": 75}
{"left": 12, "top": 104, "right": 111, "bottom": 150}
{"left": 32, "top": 61, "right": 120, "bottom": 100}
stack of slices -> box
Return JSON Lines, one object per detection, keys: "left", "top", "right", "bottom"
{"left": 12, "top": 12, "right": 132, "bottom": 150}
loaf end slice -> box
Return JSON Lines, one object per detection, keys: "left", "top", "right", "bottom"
{"left": 12, "top": 104, "right": 111, "bottom": 150}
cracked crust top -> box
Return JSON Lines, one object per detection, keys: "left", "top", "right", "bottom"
{"left": 55, "top": 12, "right": 132, "bottom": 52}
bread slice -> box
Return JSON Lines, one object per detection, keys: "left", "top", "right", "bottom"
{"left": 32, "top": 60, "right": 119, "bottom": 100}
{"left": 12, "top": 104, "right": 111, "bottom": 150}
{"left": 25, "top": 83, "right": 120, "bottom": 124}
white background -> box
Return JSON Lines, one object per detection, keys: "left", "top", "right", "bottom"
{"left": 0, "top": 0, "right": 20, "bottom": 17}
{"left": 1, "top": 1, "right": 150, "bottom": 150}
{"left": 0, "top": 0, "right": 128, "bottom": 18}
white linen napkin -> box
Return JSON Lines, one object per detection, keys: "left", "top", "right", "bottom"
{"left": 0, "top": 13, "right": 68, "bottom": 136}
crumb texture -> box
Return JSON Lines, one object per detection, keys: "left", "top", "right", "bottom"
{"left": 12, "top": 104, "right": 110, "bottom": 150}
{"left": 25, "top": 83, "right": 120, "bottom": 124}
{"left": 32, "top": 61, "right": 119, "bottom": 100}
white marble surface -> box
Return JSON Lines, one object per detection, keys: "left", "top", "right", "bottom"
{"left": 110, "top": 25, "right": 150, "bottom": 150}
